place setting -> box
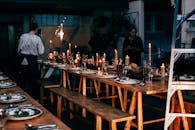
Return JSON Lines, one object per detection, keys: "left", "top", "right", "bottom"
{"left": 0, "top": 93, "right": 27, "bottom": 104}
{"left": 80, "top": 69, "right": 96, "bottom": 74}
{"left": 0, "top": 76, "right": 9, "bottom": 81}
{"left": 0, "top": 104, "right": 43, "bottom": 121}
{"left": 96, "top": 73, "right": 117, "bottom": 79}
{"left": 114, "top": 77, "right": 141, "bottom": 85}
{"left": 0, "top": 81, "right": 17, "bottom": 89}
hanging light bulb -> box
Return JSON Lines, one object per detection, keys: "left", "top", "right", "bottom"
{"left": 58, "top": 23, "right": 64, "bottom": 41}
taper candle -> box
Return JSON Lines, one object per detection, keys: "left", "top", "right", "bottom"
{"left": 69, "top": 43, "right": 71, "bottom": 54}
{"left": 148, "top": 43, "right": 152, "bottom": 63}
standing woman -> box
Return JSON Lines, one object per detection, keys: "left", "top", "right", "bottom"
{"left": 17, "top": 22, "right": 45, "bottom": 100}
{"left": 123, "top": 26, "right": 144, "bottom": 66}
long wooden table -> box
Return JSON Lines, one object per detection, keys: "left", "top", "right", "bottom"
{"left": 0, "top": 83, "right": 71, "bottom": 130}
{"left": 40, "top": 61, "right": 168, "bottom": 130}
{"left": 72, "top": 71, "right": 167, "bottom": 130}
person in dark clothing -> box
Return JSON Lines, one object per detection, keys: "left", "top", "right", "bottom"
{"left": 123, "top": 26, "right": 144, "bottom": 66}
{"left": 17, "top": 22, "right": 45, "bottom": 100}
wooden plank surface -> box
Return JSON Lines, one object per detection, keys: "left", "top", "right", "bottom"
{"left": 50, "top": 87, "right": 135, "bottom": 122}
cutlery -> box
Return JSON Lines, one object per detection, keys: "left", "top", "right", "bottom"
{"left": 25, "top": 123, "right": 58, "bottom": 130}
{"left": 6, "top": 104, "right": 32, "bottom": 109}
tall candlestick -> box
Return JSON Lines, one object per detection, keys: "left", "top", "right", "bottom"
{"left": 114, "top": 49, "right": 118, "bottom": 60}
{"left": 125, "top": 55, "right": 130, "bottom": 65}
{"left": 92, "top": 56, "right": 94, "bottom": 66}
{"left": 103, "top": 53, "right": 106, "bottom": 61}
{"left": 67, "top": 49, "right": 70, "bottom": 59}
{"left": 69, "top": 43, "right": 71, "bottom": 54}
{"left": 160, "top": 63, "right": 165, "bottom": 79}
{"left": 96, "top": 53, "right": 99, "bottom": 66}
{"left": 148, "top": 43, "right": 152, "bottom": 64}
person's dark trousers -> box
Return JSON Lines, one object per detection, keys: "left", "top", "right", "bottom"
{"left": 17, "top": 54, "right": 40, "bottom": 100}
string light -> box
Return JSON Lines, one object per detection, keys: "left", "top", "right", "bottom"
{"left": 55, "top": 16, "right": 67, "bottom": 41}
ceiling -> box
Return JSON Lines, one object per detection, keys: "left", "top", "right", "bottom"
{"left": 0, "top": 0, "right": 172, "bottom": 15}
{"left": 0, "top": 0, "right": 129, "bottom": 15}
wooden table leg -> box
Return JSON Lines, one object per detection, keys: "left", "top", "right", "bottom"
{"left": 90, "top": 80, "right": 93, "bottom": 94}
{"left": 170, "top": 93, "right": 176, "bottom": 130}
{"left": 128, "top": 92, "right": 137, "bottom": 114}
{"left": 82, "top": 76, "right": 86, "bottom": 117}
{"left": 177, "top": 90, "right": 189, "bottom": 130}
{"left": 123, "top": 89, "right": 128, "bottom": 111}
{"left": 112, "top": 85, "right": 115, "bottom": 107}
{"left": 106, "top": 84, "right": 109, "bottom": 97}
{"left": 117, "top": 86, "right": 125, "bottom": 112}
{"left": 69, "top": 101, "right": 74, "bottom": 119}
{"left": 78, "top": 77, "right": 82, "bottom": 93}
{"left": 110, "top": 121, "right": 117, "bottom": 130}
{"left": 67, "top": 72, "right": 71, "bottom": 89}
{"left": 96, "top": 115, "right": 102, "bottom": 130}
{"left": 57, "top": 95, "right": 62, "bottom": 119}
{"left": 137, "top": 92, "right": 143, "bottom": 130}
{"left": 126, "top": 92, "right": 137, "bottom": 129}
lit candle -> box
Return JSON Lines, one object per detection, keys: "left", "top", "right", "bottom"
{"left": 96, "top": 53, "right": 99, "bottom": 66}
{"left": 114, "top": 49, "right": 118, "bottom": 60}
{"left": 49, "top": 40, "right": 52, "bottom": 50}
{"left": 103, "top": 53, "right": 106, "bottom": 61}
{"left": 125, "top": 55, "right": 130, "bottom": 65}
{"left": 92, "top": 56, "right": 94, "bottom": 65}
{"left": 98, "top": 59, "right": 103, "bottom": 67}
{"left": 148, "top": 43, "right": 152, "bottom": 64}
{"left": 67, "top": 49, "right": 70, "bottom": 59}
{"left": 69, "top": 43, "right": 72, "bottom": 54}
{"left": 62, "top": 52, "right": 66, "bottom": 58}
{"left": 160, "top": 63, "right": 165, "bottom": 78}
{"left": 102, "top": 58, "right": 105, "bottom": 66}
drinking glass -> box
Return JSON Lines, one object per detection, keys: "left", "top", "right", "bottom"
{"left": 146, "top": 67, "right": 153, "bottom": 84}
{"left": 82, "top": 55, "right": 88, "bottom": 71}
{"left": 122, "top": 65, "right": 128, "bottom": 79}
{"left": 117, "top": 65, "right": 123, "bottom": 77}
{"left": 69, "top": 54, "right": 74, "bottom": 66}
{"left": 102, "top": 61, "right": 109, "bottom": 75}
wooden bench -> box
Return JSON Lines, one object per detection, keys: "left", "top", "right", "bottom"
{"left": 50, "top": 87, "right": 136, "bottom": 130}
{"left": 39, "top": 75, "right": 61, "bottom": 104}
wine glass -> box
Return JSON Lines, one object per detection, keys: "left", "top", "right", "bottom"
{"left": 122, "top": 65, "right": 128, "bottom": 80}
{"left": 82, "top": 55, "right": 88, "bottom": 71}
{"left": 147, "top": 67, "right": 154, "bottom": 84}
{"left": 69, "top": 54, "right": 74, "bottom": 66}
{"left": 117, "top": 65, "right": 123, "bottom": 77}
{"left": 102, "top": 61, "right": 108, "bottom": 75}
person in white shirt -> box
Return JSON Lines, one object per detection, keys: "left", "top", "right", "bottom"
{"left": 17, "top": 22, "right": 45, "bottom": 100}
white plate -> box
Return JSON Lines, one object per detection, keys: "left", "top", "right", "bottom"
{"left": 69, "top": 67, "right": 82, "bottom": 71}
{"left": 96, "top": 74, "right": 117, "bottom": 79}
{"left": 81, "top": 70, "right": 96, "bottom": 74}
{"left": 0, "top": 93, "right": 26, "bottom": 103}
{"left": 43, "top": 61, "right": 50, "bottom": 64}
{"left": 107, "top": 65, "right": 114, "bottom": 69}
{"left": 0, "top": 82, "right": 16, "bottom": 89}
{"left": 115, "top": 79, "right": 140, "bottom": 85}
{"left": 6, "top": 106, "right": 42, "bottom": 120}
{"left": 0, "top": 76, "right": 8, "bottom": 81}
{"left": 179, "top": 75, "right": 195, "bottom": 80}
{"left": 56, "top": 64, "right": 66, "bottom": 68}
